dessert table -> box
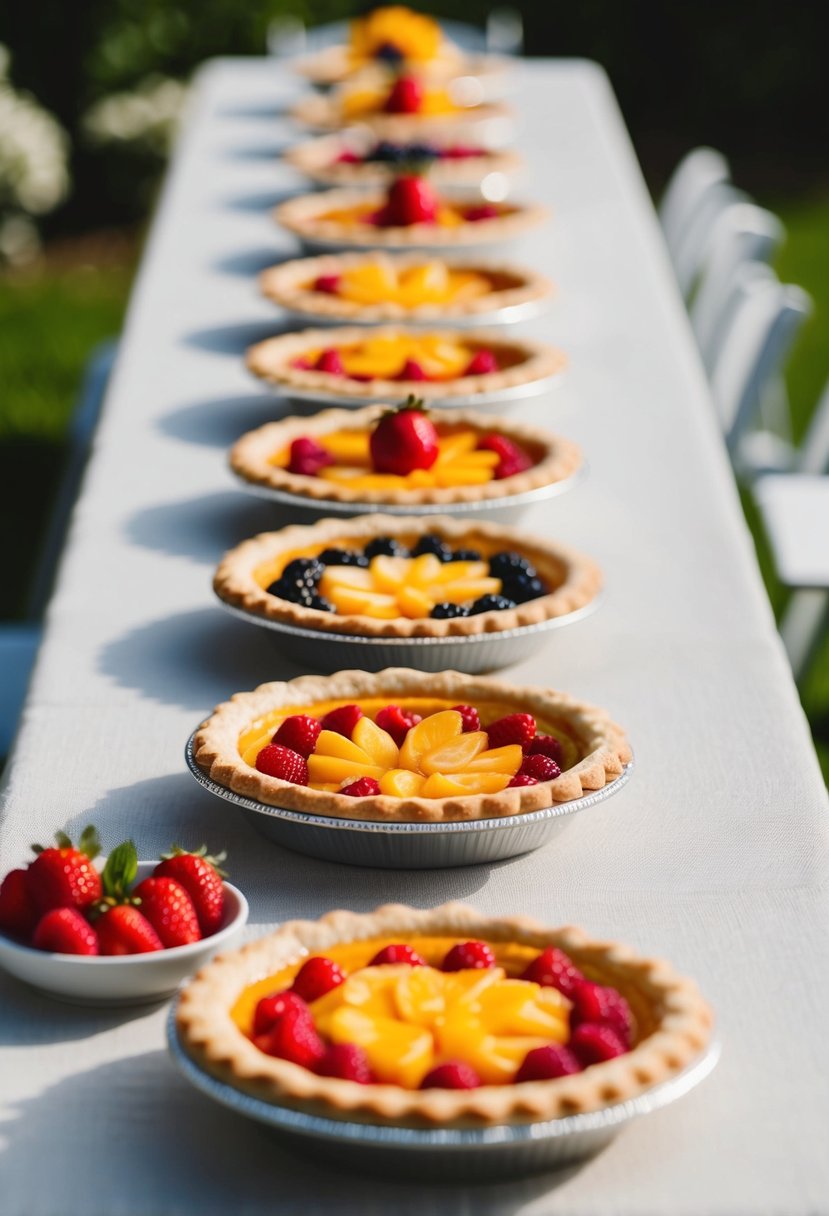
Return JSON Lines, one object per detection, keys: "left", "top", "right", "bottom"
{"left": 1, "top": 57, "right": 828, "bottom": 1215}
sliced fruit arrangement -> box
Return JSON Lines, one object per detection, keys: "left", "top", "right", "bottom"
{"left": 230, "top": 403, "right": 582, "bottom": 509}
{"left": 0, "top": 829, "right": 229, "bottom": 956}
{"left": 192, "top": 668, "right": 632, "bottom": 822}
{"left": 176, "top": 903, "right": 714, "bottom": 1128}
{"left": 285, "top": 133, "right": 521, "bottom": 189}
{"left": 247, "top": 328, "right": 564, "bottom": 402}
{"left": 274, "top": 177, "right": 543, "bottom": 252}
{"left": 213, "top": 513, "right": 602, "bottom": 639}
{"left": 259, "top": 252, "right": 551, "bottom": 325}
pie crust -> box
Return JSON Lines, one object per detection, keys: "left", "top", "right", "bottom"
{"left": 275, "top": 189, "right": 546, "bottom": 251}
{"left": 246, "top": 327, "right": 564, "bottom": 401}
{"left": 290, "top": 90, "right": 511, "bottom": 139}
{"left": 294, "top": 44, "right": 505, "bottom": 89}
{"left": 285, "top": 134, "right": 521, "bottom": 190}
{"left": 213, "top": 514, "right": 602, "bottom": 638}
{"left": 258, "top": 253, "right": 552, "bottom": 324}
{"left": 176, "top": 902, "right": 713, "bottom": 1128}
{"left": 229, "top": 405, "right": 582, "bottom": 507}
{"left": 191, "top": 668, "right": 632, "bottom": 821}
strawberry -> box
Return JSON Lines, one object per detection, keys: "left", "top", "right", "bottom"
{"left": 374, "top": 704, "right": 421, "bottom": 745}
{"left": 520, "top": 946, "right": 583, "bottom": 997}
{"left": 255, "top": 744, "right": 309, "bottom": 784}
{"left": 0, "top": 868, "right": 38, "bottom": 939}
{"left": 316, "top": 349, "right": 345, "bottom": 375}
{"left": 381, "top": 175, "right": 438, "bottom": 226}
{"left": 154, "top": 845, "right": 227, "bottom": 936}
{"left": 27, "top": 826, "right": 102, "bottom": 914}
{"left": 272, "top": 714, "right": 322, "bottom": 758}
{"left": 477, "top": 433, "right": 533, "bottom": 480}
{"left": 515, "top": 1044, "right": 581, "bottom": 1082}
{"left": 420, "top": 1062, "right": 481, "bottom": 1089}
{"left": 32, "top": 907, "right": 99, "bottom": 955}
{"left": 450, "top": 704, "right": 480, "bottom": 732}
{"left": 519, "top": 754, "right": 560, "bottom": 782}
{"left": 253, "top": 990, "right": 308, "bottom": 1037}
{"left": 313, "top": 274, "right": 342, "bottom": 294}
{"left": 398, "top": 359, "right": 429, "bottom": 381}
{"left": 320, "top": 703, "right": 363, "bottom": 738}
{"left": 132, "top": 876, "right": 201, "bottom": 947}
{"left": 291, "top": 956, "right": 346, "bottom": 1002}
{"left": 340, "top": 777, "right": 381, "bottom": 797}
{"left": 316, "top": 1042, "right": 374, "bottom": 1083}
{"left": 486, "top": 713, "right": 537, "bottom": 750}
{"left": 384, "top": 75, "right": 423, "bottom": 115}
{"left": 465, "top": 349, "right": 499, "bottom": 376}
{"left": 97, "top": 905, "right": 163, "bottom": 955}
{"left": 287, "top": 437, "right": 333, "bottom": 477}
{"left": 441, "top": 940, "right": 495, "bottom": 972}
{"left": 254, "top": 1003, "right": 326, "bottom": 1069}
{"left": 370, "top": 398, "right": 439, "bottom": 475}
{"left": 369, "top": 943, "right": 426, "bottom": 967}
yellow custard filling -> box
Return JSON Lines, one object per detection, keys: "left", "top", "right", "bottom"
{"left": 320, "top": 201, "right": 512, "bottom": 230}
{"left": 298, "top": 334, "right": 489, "bottom": 379}
{"left": 342, "top": 85, "right": 458, "bottom": 121}
{"left": 349, "top": 8, "right": 443, "bottom": 65}
{"left": 316, "top": 261, "right": 492, "bottom": 307}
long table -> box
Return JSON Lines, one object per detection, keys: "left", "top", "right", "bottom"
{"left": 1, "top": 58, "right": 827, "bottom": 1215}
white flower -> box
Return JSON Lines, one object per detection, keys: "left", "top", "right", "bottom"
{"left": 0, "top": 43, "right": 71, "bottom": 218}
{"left": 83, "top": 75, "right": 188, "bottom": 155}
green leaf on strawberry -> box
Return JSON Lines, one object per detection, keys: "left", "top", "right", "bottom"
{"left": 101, "top": 839, "right": 139, "bottom": 902}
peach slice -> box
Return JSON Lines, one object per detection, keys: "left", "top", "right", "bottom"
{"left": 393, "top": 968, "right": 447, "bottom": 1027}
{"left": 433, "top": 466, "right": 494, "bottom": 487}
{"left": 369, "top": 555, "right": 410, "bottom": 593}
{"left": 314, "top": 730, "right": 373, "bottom": 765}
{"left": 326, "top": 1007, "right": 434, "bottom": 1088}
{"left": 477, "top": 979, "right": 570, "bottom": 1038}
{"left": 425, "top": 577, "right": 501, "bottom": 604}
{"left": 318, "top": 430, "right": 371, "bottom": 464}
{"left": 352, "top": 716, "right": 399, "bottom": 768}
{"left": 399, "top": 710, "right": 463, "bottom": 772}
{"left": 379, "top": 769, "right": 426, "bottom": 797}
{"left": 325, "top": 587, "right": 400, "bottom": 618}
{"left": 434, "top": 431, "right": 479, "bottom": 463}
{"left": 319, "top": 565, "right": 374, "bottom": 594}
{"left": 464, "top": 744, "right": 523, "bottom": 775}
{"left": 419, "top": 730, "right": 488, "bottom": 775}
{"left": 307, "top": 755, "right": 385, "bottom": 784}
{"left": 405, "top": 554, "right": 443, "bottom": 588}
{"left": 420, "top": 772, "right": 510, "bottom": 797}
{"left": 429, "top": 561, "right": 489, "bottom": 585}
{"left": 397, "top": 586, "right": 434, "bottom": 619}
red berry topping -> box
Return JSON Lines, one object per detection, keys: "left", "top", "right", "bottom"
{"left": 569, "top": 981, "right": 633, "bottom": 1044}
{"left": 252, "top": 990, "right": 309, "bottom": 1037}
{"left": 569, "top": 1022, "right": 628, "bottom": 1066}
{"left": 451, "top": 704, "right": 480, "bottom": 732}
{"left": 465, "top": 349, "right": 499, "bottom": 376}
{"left": 273, "top": 714, "right": 322, "bottom": 759}
{"left": 507, "top": 774, "right": 538, "bottom": 788}
{"left": 477, "top": 433, "right": 533, "bottom": 480}
{"left": 254, "top": 1003, "right": 326, "bottom": 1070}
{"left": 520, "top": 946, "right": 584, "bottom": 997}
{"left": 314, "top": 273, "right": 342, "bottom": 294}
{"left": 398, "top": 359, "right": 429, "bottom": 382}
{"left": 316, "top": 348, "right": 346, "bottom": 375}
{"left": 27, "top": 826, "right": 102, "bottom": 915}
{"left": 370, "top": 402, "right": 439, "bottom": 475}
{"left": 154, "top": 845, "right": 226, "bottom": 936}
{"left": 486, "top": 713, "right": 536, "bottom": 750}
{"left": 132, "top": 876, "right": 202, "bottom": 948}
{"left": 317, "top": 1042, "right": 375, "bottom": 1083}
{"left": 97, "top": 905, "right": 164, "bottom": 955}
{"left": 444, "top": 144, "right": 482, "bottom": 159}
{"left": 0, "top": 868, "right": 38, "bottom": 939}
{"left": 381, "top": 175, "right": 438, "bottom": 226}
{"left": 527, "top": 734, "right": 564, "bottom": 765}
{"left": 340, "top": 777, "right": 382, "bottom": 797}
{"left": 515, "top": 1043, "right": 581, "bottom": 1082}
{"left": 255, "top": 744, "right": 309, "bottom": 785}
{"left": 420, "top": 1061, "right": 482, "bottom": 1089}
{"left": 519, "top": 754, "right": 561, "bottom": 782}
{"left": 464, "top": 204, "right": 500, "bottom": 222}
{"left": 384, "top": 75, "right": 424, "bottom": 115}
{"left": 320, "top": 703, "right": 364, "bottom": 738}
{"left": 291, "top": 955, "right": 347, "bottom": 1002}
{"left": 287, "top": 436, "right": 333, "bottom": 477}
{"left": 375, "top": 704, "right": 422, "bottom": 745}
{"left": 32, "top": 907, "right": 99, "bottom": 955}
{"left": 292, "top": 356, "right": 315, "bottom": 370}
{"left": 369, "top": 943, "right": 426, "bottom": 967}
{"left": 335, "top": 149, "right": 361, "bottom": 164}
{"left": 441, "top": 940, "right": 496, "bottom": 972}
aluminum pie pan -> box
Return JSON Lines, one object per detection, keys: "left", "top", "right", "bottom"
{"left": 265, "top": 368, "right": 565, "bottom": 412}
{"left": 184, "top": 733, "right": 633, "bottom": 869}
{"left": 216, "top": 594, "right": 603, "bottom": 674}
{"left": 167, "top": 1012, "right": 719, "bottom": 1180}
{"left": 271, "top": 294, "right": 553, "bottom": 331}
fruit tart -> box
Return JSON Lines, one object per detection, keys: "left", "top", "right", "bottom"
{"left": 285, "top": 132, "right": 520, "bottom": 190}
{"left": 259, "top": 253, "right": 551, "bottom": 327}
{"left": 229, "top": 402, "right": 582, "bottom": 511}
{"left": 191, "top": 668, "right": 632, "bottom": 821}
{"left": 274, "top": 174, "right": 545, "bottom": 253}
{"left": 176, "top": 902, "right": 713, "bottom": 1129}
{"left": 214, "top": 514, "right": 601, "bottom": 639}
{"left": 246, "top": 329, "right": 563, "bottom": 404}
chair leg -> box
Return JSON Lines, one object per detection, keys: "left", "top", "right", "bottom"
{"left": 780, "top": 589, "right": 829, "bottom": 682}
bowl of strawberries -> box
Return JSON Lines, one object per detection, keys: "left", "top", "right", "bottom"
{"left": 0, "top": 828, "right": 248, "bottom": 1005}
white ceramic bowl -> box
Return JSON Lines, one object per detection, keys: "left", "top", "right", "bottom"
{"left": 0, "top": 862, "right": 249, "bottom": 1006}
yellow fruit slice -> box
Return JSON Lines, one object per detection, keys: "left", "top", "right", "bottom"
{"left": 445, "top": 450, "right": 500, "bottom": 469}
{"left": 327, "top": 1008, "right": 434, "bottom": 1088}
{"left": 477, "top": 979, "right": 569, "bottom": 1038}
{"left": 369, "top": 555, "right": 410, "bottom": 593}
{"left": 394, "top": 967, "right": 447, "bottom": 1026}
{"left": 319, "top": 566, "right": 375, "bottom": 595}
{"left": 318, "top": 429, "right": 371, "bottom": 464}
{"left": 313, "top": 730, "right": 373, "bottom": 764}
{"left": 434, "top": 466, "right": 494, "bottom": 488}
{"left": 435, "top": 1017, "right": 517, "bottom": 1085}
{"left": 399, "top": 710, "right": 463, "bottom": 772}
{"left": 419, "top": 731, "right": 488, "bottom": 775}
{"left": 379, "top": 769, "right": 426, "bottom": 797}
{"left": 307, "top": 756, "right": 385, "bottom": 784}
{"left": 397, "top": 585, "right": 434, "bottom": 619}
{"left": 425, "top": 577, "right": 501, "bottom": 604}
{"left": 396, "top": 261, "right": 449, "bottom": 305}
{"left": 405, "top": 553, "right": 443, "bottom": 587}
{"left": 352, "top": 716, "right": 399, "bottom": 768}
{"left": 339, "top": 262, "right": 398, "bottom": 304}
{"left": 434, "top": 772, "right": 511, "bottom": 793}
{"left": 447, "top": 968, "right": 505, "bottom": 1005}
{"left": 429, "top": 561, "right": 489, "bottom": 585}
{"left": 464, "top": 744, "right": 523, "bottom": 775}
{"left": 326, "top": 587, "right": 400, "bottom": 618}
{"left": 435, "top": 430, "right": 479, "bottom": 463}
{"left": 319, "top": 470, "right": 406, "bottom": 490}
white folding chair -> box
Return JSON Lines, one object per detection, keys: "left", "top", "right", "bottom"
{"left": 659, "top": 147, "right": 731, "bottom": 270}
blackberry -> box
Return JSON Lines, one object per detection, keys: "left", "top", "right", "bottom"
{"left": 489, "top": 551, "right": 537, "bottom": 581}
{"left": 375, "top": 42, "right": 405, "bottom": 65}
{"left": 306, "top": 594, "right": 336, "bottom": 613}
{"left": 451, "top": 548, "right": 482, "bottom": 562}
{"left": 364, "top": 536, "right": 408, "bottom": 559}
{"left": 430, "top": 602, "right": 469, "bottom": 619}
{"left": 407, "top": 142, "right": 438, "bottom": 162}
{"left": 469, "top": 594, "right": 517, "bottom": 615}
{"left": 369, "top": 140, "right": 402, "bottom": 163}
{"left": 266, "top": 576, "right": 308, "bottom": 604}
{"left": 281, "top": 557, "right": 324, "bottom": 586}
{"left": 504, "top": 572, "right": 547, "bottom": 603}
{"left": 412, "top": 534, "right": 452, "bottom": 562}
{"left": 317, "top": 547, "right": 369, "bottom": 568}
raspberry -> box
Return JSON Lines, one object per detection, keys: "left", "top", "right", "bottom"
{"left": 320, "top": 704, "right": 363, "bottom": 738}
{"left": 569, "top": 981, "right": 633, "bottom": 1044}
{"left": 398, "top": 359, "right": 429, "bottom": 381}
{"left": 521, "top": 946, "right": 584, "bottom": 997}
{"left": 569, "top": 1022, "right": 628, "bottom": 1066}
{"left": 252, "top": 990, "right": 309, "bottom": 1037}
{"left": 316, "top": 349, "right": 345, "bottom": 375}
{"left": 369, "top": 943, "right": 426, "bottom": 967}
{"left": 519, "top": 754, "right": 561, "bottom": 782}
{"left": 496, "top": 453, "right": 534, "bottom": 479}
{"left": 287, "top": 437, "right": 333, "bottom": 477}
{"left": 450, "top": 704, "right": 480, "bottom": 732}
{"left": 463, "top": 204, "right": 500, "bottom": 222}
{"left": 515, "top": 1044, "right": 581, "bottom": 1082}
{"left": 487, "top": 713, "right": 537, "bottom": 750}
{"left": 508, "top": 774, "right": 538, "bottom": 788}
{"left": 254, "top": 1004, "right": 326, "bottom": 1070}
{"left": 255, "top": 744, "right": 309, "bottom": 785}
{"left": 374, "top": 704, "right": 421, "bottom": 746}
{"left": 340, "top": 777, "right": 381, "bottom": 797}
{"left": 465, "top": 349, "right": 499, "bottom": 376}
{"left": 478, "top": 434, "right": 533, "bottom": 480}
{"left": 314, "top": 274, "right": 341, "bottom": 294}
{"left": 527, "top": 734, "right": 564, "bottom": 764}
{"left": 316, "top": 1042, "right": 374, "bottom": 1083}
{"left": 420, "top": 1062, "right": 481, "bottom": 1089}
{"left": 272, "top": 714, "right": 322, "bottom": 758}
{"left": 291, "top": 956, "right": 346, "bottom": 1002}
{"left": 441, "top": 940, "right": 496, "bottom": 972}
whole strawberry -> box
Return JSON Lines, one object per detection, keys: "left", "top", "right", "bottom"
{"left": 32, "top": 907, "right": 99, "bottom": 955}
{"left": 97, "top": 905, "right": 163, "bottom": 955}
{"left": 27, "top": 826, "right": 102, "bottom": 915}
{"left": 133, "top": 876, "right": 201, "bottom": 948}
{"left": 370, "top": 397, "right": 439, "bottom": 475}
{"left": 384, "top": 75, "right": 424, "bottom": 115}
{"left": 0, "top": 868, "right": 38, "bottom": 939}
{"left": 381, "top": 175, "right": 438, "bottom": 226}
{"left": 154, "top": 845, "right": 226, "bottom": 936}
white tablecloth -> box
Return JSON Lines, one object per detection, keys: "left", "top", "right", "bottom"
{"left": 1, "top": 58, "right": 827, "bottom": 1215}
